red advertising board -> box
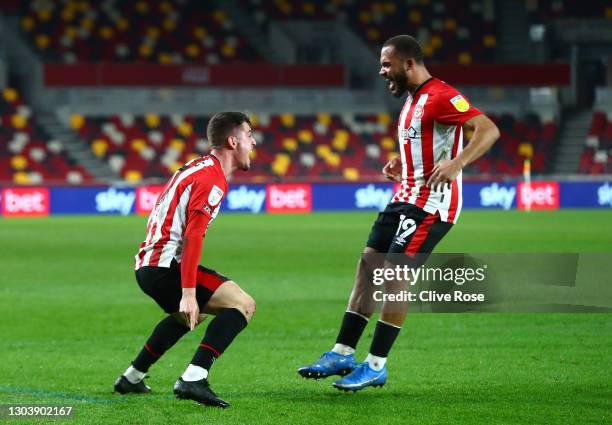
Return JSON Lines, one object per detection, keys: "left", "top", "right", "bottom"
{"left": 44, "top": 64, "right": 346, "bottom": 87}
{"left": 266, "top": 184, "right": 312, "bottom": 213}
{"left": 136, "top": 185, "right": 164, "bottom": 215}
{"left": 429, "top": 64, "right": 570, "bottom": 86}
{"left": 517, "top": 181, "right": 560, "bottom": 210}
{"left": 1, "top": 188, "right": 50, "bottom": 217}
{"left": 44, "top": 63, "right": 569, "bottom": 87}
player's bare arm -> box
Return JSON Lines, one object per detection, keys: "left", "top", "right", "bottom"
{"left": 427, "top": 114, "right": 500, "bottom": 188}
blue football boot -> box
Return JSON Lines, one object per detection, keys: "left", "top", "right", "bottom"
{"left": 332, "top": 362, "right": 387, "bottom": 391}
{"left": 298, "top": 351, "right": 355, "bottom": 379}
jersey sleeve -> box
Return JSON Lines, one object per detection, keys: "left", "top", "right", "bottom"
{"left": 434, "top": 89, "right": 482, "bottom": 126}
{"left": 181, "top": 171, "right": 226, "bottom": 288}
{"left": 187, "top": 173, "right": 226, "bottom": 218}
{"left": 180, "top": 210, "right": 210, "bottom": 288}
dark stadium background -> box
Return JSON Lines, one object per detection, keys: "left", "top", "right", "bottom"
{"left": 0, "top": 1, "right": 610, "bottom": 424}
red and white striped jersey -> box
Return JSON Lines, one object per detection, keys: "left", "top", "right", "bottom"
{"left": 135, "top": 155, "right": 228, "bottom": 269}
{"left": 391, "top": 78, "right": 482, "bottom": 223}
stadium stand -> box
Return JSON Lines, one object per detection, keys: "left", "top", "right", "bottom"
{"left": 17, "top": 0, "right": 260, "bottom": 63}
{"left": 471, "top": 112, "right": 557, "bottom": 175}
{"left": 0, "top": 87, "right": 91, "bottom": 184}
{"left": 72, "top": 111, "right": 554, "bottom": 183}
{"left": 12, "top": 0, "right": 503, "bottom": 66}
{"left": 243, "top": 0, "right": 497, "bottom": 63}
{"left": 0, "top": 1, "right": 591, "bottom": 183}
{"left": 579, "top": 110, "right": 612, "bottom": 174}
{"left": 73, "top": 112, "right": 391, "bottom": 182}
{"left": 525, "top": 0, "right": 612, "bottom": 21}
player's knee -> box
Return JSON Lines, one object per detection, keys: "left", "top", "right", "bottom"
{"left": 357, "top": 250, "right": 380, "bottom": 275}
{"left": 356, "top": 255, "right": 370, "bottom": 274}
{"left": 235, "top": 293, "right": 256, "bottom": 322}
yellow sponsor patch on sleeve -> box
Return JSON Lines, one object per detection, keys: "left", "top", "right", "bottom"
{"left": 450, "top": 95, "right": 470, "bottom": 112}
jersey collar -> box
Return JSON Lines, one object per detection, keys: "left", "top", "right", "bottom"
{"left": 410, "top": 77, "right": 434, "bottom": 97}
{"left": 208, "top": 152, "right": 222, "bottom": 166}
{"left": 207, "top": 153, "right": 228, "bottom": 184}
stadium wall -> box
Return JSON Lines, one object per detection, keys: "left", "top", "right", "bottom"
{"left": 1, "top": 180, "right": 611, "bottom": 217}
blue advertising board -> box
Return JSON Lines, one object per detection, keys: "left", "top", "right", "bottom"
{"left": 559, "top": 181, "right": 612, "bottom": 208}
{"left": 2, "top": 180, "right": 610, "bottom": 217}
{"left": 312, "top": 183, "right": 394, "bottom": 211}
{"left": 221, "top": 184, "right": 267, "bottom": 213}
{"left": 50, "top": 187, "right": 136, "bottom": 215}
{"left": 463, "top": 182, "right": 517, "bottom": 210}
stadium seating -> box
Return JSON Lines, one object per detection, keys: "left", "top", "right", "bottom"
{"left": 525, "top": 0, "right": 612, "bottom": 21}
{"left": 12, "top": 0, "right": 498, "bottom": 65}
{"left": 578, "top": 111, "right": 612, "bottom": 174}
{"left": 73, "top": 112, "right": 391, "bottom": 182}
{"left": 16, "top": 0, "right": 611, "bottom": 67}
{"left": 0, "top": 88, "right": 91, "bottom": 184}
{"left": 242, "top": 0, "right": 497, "bottom": 63}
{"left": 16, "top": 0, "right": 260, "bottom": 63}
{"left": 74, "top": 111, "right": 554, "bottom": 183}
{"left": 470, "top": 112, "right": 557, "bottom": 175}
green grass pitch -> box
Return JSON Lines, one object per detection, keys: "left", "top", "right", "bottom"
{"left": 1, "top": 210, "right": 611, "bottom": 424}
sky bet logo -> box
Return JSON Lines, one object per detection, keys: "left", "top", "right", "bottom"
{"left": 226, "top": 185, "right": 266, "bottom": 213}
{"left": 136, "top": 185, "right": 164, "bottom": 215}
{"left": 1, "top": 188, "right": 49, "bottom": 216}
{"left": 95, "top": 188, "right": 135, "bottom": 216}
{"left": 479, "top": 183, "right": 515, "bottom": 210}
{"left": 597, "top": 183, "right": 612, "bottom": 207}
{"left": 266, "top": 184, "right": 311, "bottom": 213}
{"left": 517, "top": 182, "right": 559, "bottom": 210}
{"left": 355, "top": 184, "right": 393, "bottom": 210}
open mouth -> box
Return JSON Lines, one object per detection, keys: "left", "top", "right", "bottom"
{"left": 383, "top": 75, "right": 395, "bottom": 91}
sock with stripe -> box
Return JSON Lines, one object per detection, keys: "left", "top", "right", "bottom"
{"left": 367, "top": 320, "right": 401, "bottom": 369}
{"left": 129, "top": 315, "right": 190, "bottom": 381}
{"left": 190, "top": 308, "right": 248, "bottom": 375}
{"left": 333, "top": 311, "right": 369, "bottom": 354}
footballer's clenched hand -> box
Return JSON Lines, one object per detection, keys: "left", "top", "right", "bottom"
{"left": 382, "top": 156, "right": 402, "bottom": 182}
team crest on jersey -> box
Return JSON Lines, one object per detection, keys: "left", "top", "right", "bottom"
{"left": 208, "top": 185, "right": 224, "bottom": 206}
{"left": 450, "top": 95, "right": 470, "bottom": 112}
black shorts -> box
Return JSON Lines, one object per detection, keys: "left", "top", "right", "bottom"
{"left": 135, "top": 260, "right": 230, "bottom": 314}
{"left": 366, "top": 202, "right": 453, "bottom": 266}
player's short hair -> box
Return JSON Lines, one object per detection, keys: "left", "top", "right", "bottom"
{"left": 383, "top": 35, "right": 424, "bottom": 64}
{"left": 207, "top": 112, "right": 252, "bottom": 148}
